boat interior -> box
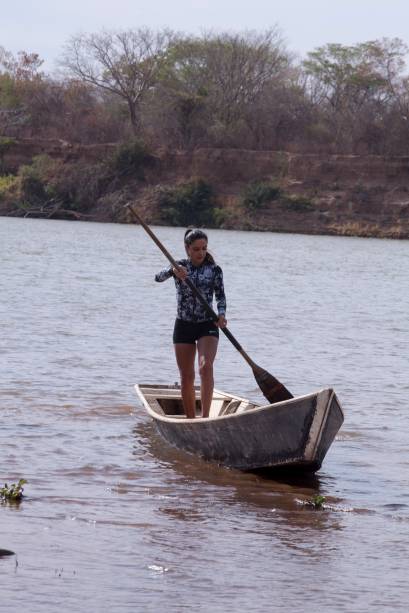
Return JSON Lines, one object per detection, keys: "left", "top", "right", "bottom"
{"left": 137, "top": 385, "right": 259, "bottom": 419}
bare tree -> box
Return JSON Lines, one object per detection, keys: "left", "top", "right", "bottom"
{"left": 154, "top": 28, "right": 292, "bottom": 147}
{"left": 199, "top": 28, "right": 291, "bottom": 124}
{"left": 0, "top": 46, "right": 45, "bottom": 135}
{"left": 0, "top": 46, "right": 44, "bottom": 80}
{"left": 60, "top": 28, "right": 174, "bottom": 134}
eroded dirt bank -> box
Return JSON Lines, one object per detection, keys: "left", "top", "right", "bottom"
{"left": 1, "top": 139, "right": 408, "bottom": 238}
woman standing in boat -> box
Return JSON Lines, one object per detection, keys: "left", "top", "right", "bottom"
{"left": 155, "top": 229, "right": 227, "bottom": 419}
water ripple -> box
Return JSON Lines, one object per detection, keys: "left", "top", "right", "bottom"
{"left": 1, "top": 218, "right": 409, "bottom": 611}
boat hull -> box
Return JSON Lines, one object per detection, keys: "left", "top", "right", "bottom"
{"left": 135, "top": 385, "right": 344, "bottom": 472}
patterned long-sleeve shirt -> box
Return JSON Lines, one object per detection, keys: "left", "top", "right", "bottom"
{"left": 155, "top": 259, "right": 226, "bottom": 322}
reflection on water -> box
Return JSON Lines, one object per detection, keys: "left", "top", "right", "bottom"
{"left": 1, "top": 218, "right": 409, "bottom": 612}
{"left": 134, "top": 421, "right": 346, "bottom": 540}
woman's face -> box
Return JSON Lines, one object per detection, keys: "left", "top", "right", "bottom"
{"left": 186, "top": 238, "right": 208, "bottom": 266}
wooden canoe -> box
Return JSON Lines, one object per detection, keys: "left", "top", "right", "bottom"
{"left": 134, "top": 384, "right": 344, "bottom": 472}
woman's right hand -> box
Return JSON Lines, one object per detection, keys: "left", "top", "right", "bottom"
{"left": 173, "top": 266, "right": 188, "bottom": 281}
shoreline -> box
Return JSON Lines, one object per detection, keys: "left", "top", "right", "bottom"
{"left": 1, "top": 213, "right": 406, "bottom": 242}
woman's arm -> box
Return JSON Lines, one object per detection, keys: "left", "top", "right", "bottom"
{"left": 214, "top": 266, "right": 227, "bottom": 327}
{"left": 154, "top": 265, "right": 174, "bottom": 282}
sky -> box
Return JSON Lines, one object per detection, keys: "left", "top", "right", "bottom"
{"left": 2, "top": 0, "right": 409, "bottom": 71}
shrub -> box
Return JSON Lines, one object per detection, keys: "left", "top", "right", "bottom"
{"left": 26, "top": 154, "right": 58, "bottom": 179}
{"left": 0, "top": 137, "right": 17, "bottom": 173}
{"left": 0, "top": 175, "right": 18, "bottom": 200}
{"left": 15, "top": 155, "right": 107, "bottom": 212}
{"left": 17, "top": 155, "right": 59, "bottom": 205}
{"left": 212, "top": 207, "right": 229, "bottom": 227}
{"left": 0, "top": 137, "right": 16, "bottom": 156}
{"left": 158, "top": 179, "right": 217, "bottom": 226}
{"left": 48, "top": 161, "right": 108, "bottom": 212}
{"left": 282, "top": 195, "right": 314, "bottom": 212}
{"left": 242, "top": 180, "right": 281, "bottom": 211}
{"left": 18, "top": 164, "right": 47, "bottom": 204}
{"left": 111, "top": 139, "right": 149, "bottom": 177}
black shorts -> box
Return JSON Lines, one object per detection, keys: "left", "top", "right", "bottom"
{"left": 173, "top": 319, "right": 219, "bottom": 344}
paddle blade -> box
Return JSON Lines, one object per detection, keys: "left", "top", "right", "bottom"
{"left": 253, "top": 365, "right": 293, "bottom": 404}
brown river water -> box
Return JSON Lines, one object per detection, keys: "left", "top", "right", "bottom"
{"left": 1, "top": 217, "right": 409, "bottom": 612}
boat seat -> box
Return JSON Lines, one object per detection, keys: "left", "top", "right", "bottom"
{"left": 220, "top": 399, "right": 258, "bottom": 416}
{"left": 236, "top": 402, "right": 257, "bottom": 414}
{"left": 220, "top": 399, "right": 242, "bottom": 415}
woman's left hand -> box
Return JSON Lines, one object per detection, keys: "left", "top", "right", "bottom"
{"left": 217, "top": 315, "right": 227, "bottom": 328}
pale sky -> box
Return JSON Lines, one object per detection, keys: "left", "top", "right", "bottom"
{"left": 2, "top": 0, "right": 409, "bottom": 71}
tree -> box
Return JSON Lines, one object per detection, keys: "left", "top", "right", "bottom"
{"left": 304, "top": 38, "right": 407, "bottom": 108}
{"left": 302, "top": 38, "right": 408, "bottom": 151}
{"left": 0, "top": 46, "right": 43, "bottom": 80}
{"left": 0, "top": 46, "right": 44, "bottom": 134}
{"left": 60, "top": 28, "right": 175, "bottom": 134}
{"left": 156, "top": 28, "right": 291, "bottom": 147}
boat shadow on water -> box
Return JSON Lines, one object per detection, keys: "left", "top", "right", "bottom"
{"left": 132, "top": 420, "right": 347, "bottom": 534}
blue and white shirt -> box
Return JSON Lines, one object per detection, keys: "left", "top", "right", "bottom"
{"left": 155, "top": 259, "right": 226, "bottom": 322}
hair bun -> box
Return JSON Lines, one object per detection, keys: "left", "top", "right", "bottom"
{"left": 184, "top": 229, "right": 208, "bottom": 244}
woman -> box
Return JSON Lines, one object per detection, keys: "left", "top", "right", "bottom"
{"left": 155, "top": 229, "right": 227, "bottom": 419}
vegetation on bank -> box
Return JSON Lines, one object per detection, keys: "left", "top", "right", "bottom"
{"left": 0, "top": 137, "right": 407, "bottom": 238}
{"left": 241, "top": 181, "right": 281, "bottom": 211}
{"left": 158, "top": 180, "right": 223, "bottom": 227}
{"left": 0, "top": 140, "right": 153, "bottom": 218}
{"left": 0, "top": 141, "right": 322, "bottom": 227}
{"left": 1, "top": 30, "right": 409, "bottom": 155}
{"left": 1, "top": 30, "right": 408, "bottom": 236}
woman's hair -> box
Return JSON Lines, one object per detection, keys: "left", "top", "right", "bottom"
{"left": 184, "top": 228, "right": 215, "bottom": 264}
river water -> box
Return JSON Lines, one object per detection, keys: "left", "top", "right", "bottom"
{"left": 1, "top": 217, "right": 408, "bottom": 612}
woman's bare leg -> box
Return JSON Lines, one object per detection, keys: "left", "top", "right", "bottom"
{"left": 174, "top": 343, "right": 197, "bottom": 418}
{"left": 197, "top": 336, "right": 218, "bottom": 418}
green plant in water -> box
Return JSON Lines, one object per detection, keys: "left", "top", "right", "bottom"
{"left": 309, "top": 494, "right": 326, "bottom": 509}
{"left": 0, "top": 479, "right": 27, "bottom": 502}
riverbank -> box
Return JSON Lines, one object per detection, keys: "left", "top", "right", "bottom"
{"left": 1, "top": 138, "right": 408, "bottom": 238}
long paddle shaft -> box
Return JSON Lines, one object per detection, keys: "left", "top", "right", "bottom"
{"left": 126, "top": 204, "right": 293, "bottom": 403}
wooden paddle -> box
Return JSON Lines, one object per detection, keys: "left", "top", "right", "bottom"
{"left": 126, "top": 204, "right": 293, "bottom": 404}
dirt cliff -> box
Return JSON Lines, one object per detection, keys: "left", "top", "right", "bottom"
{"left": 1, "top": 139, "right": 408, "bottom": 239}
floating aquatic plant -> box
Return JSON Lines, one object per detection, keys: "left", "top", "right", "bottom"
{"left": 308, "top": 494, "right": 326, "bottom": 509}
{"left": 0, "top": 479, "right": 27, "bottom": 502}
